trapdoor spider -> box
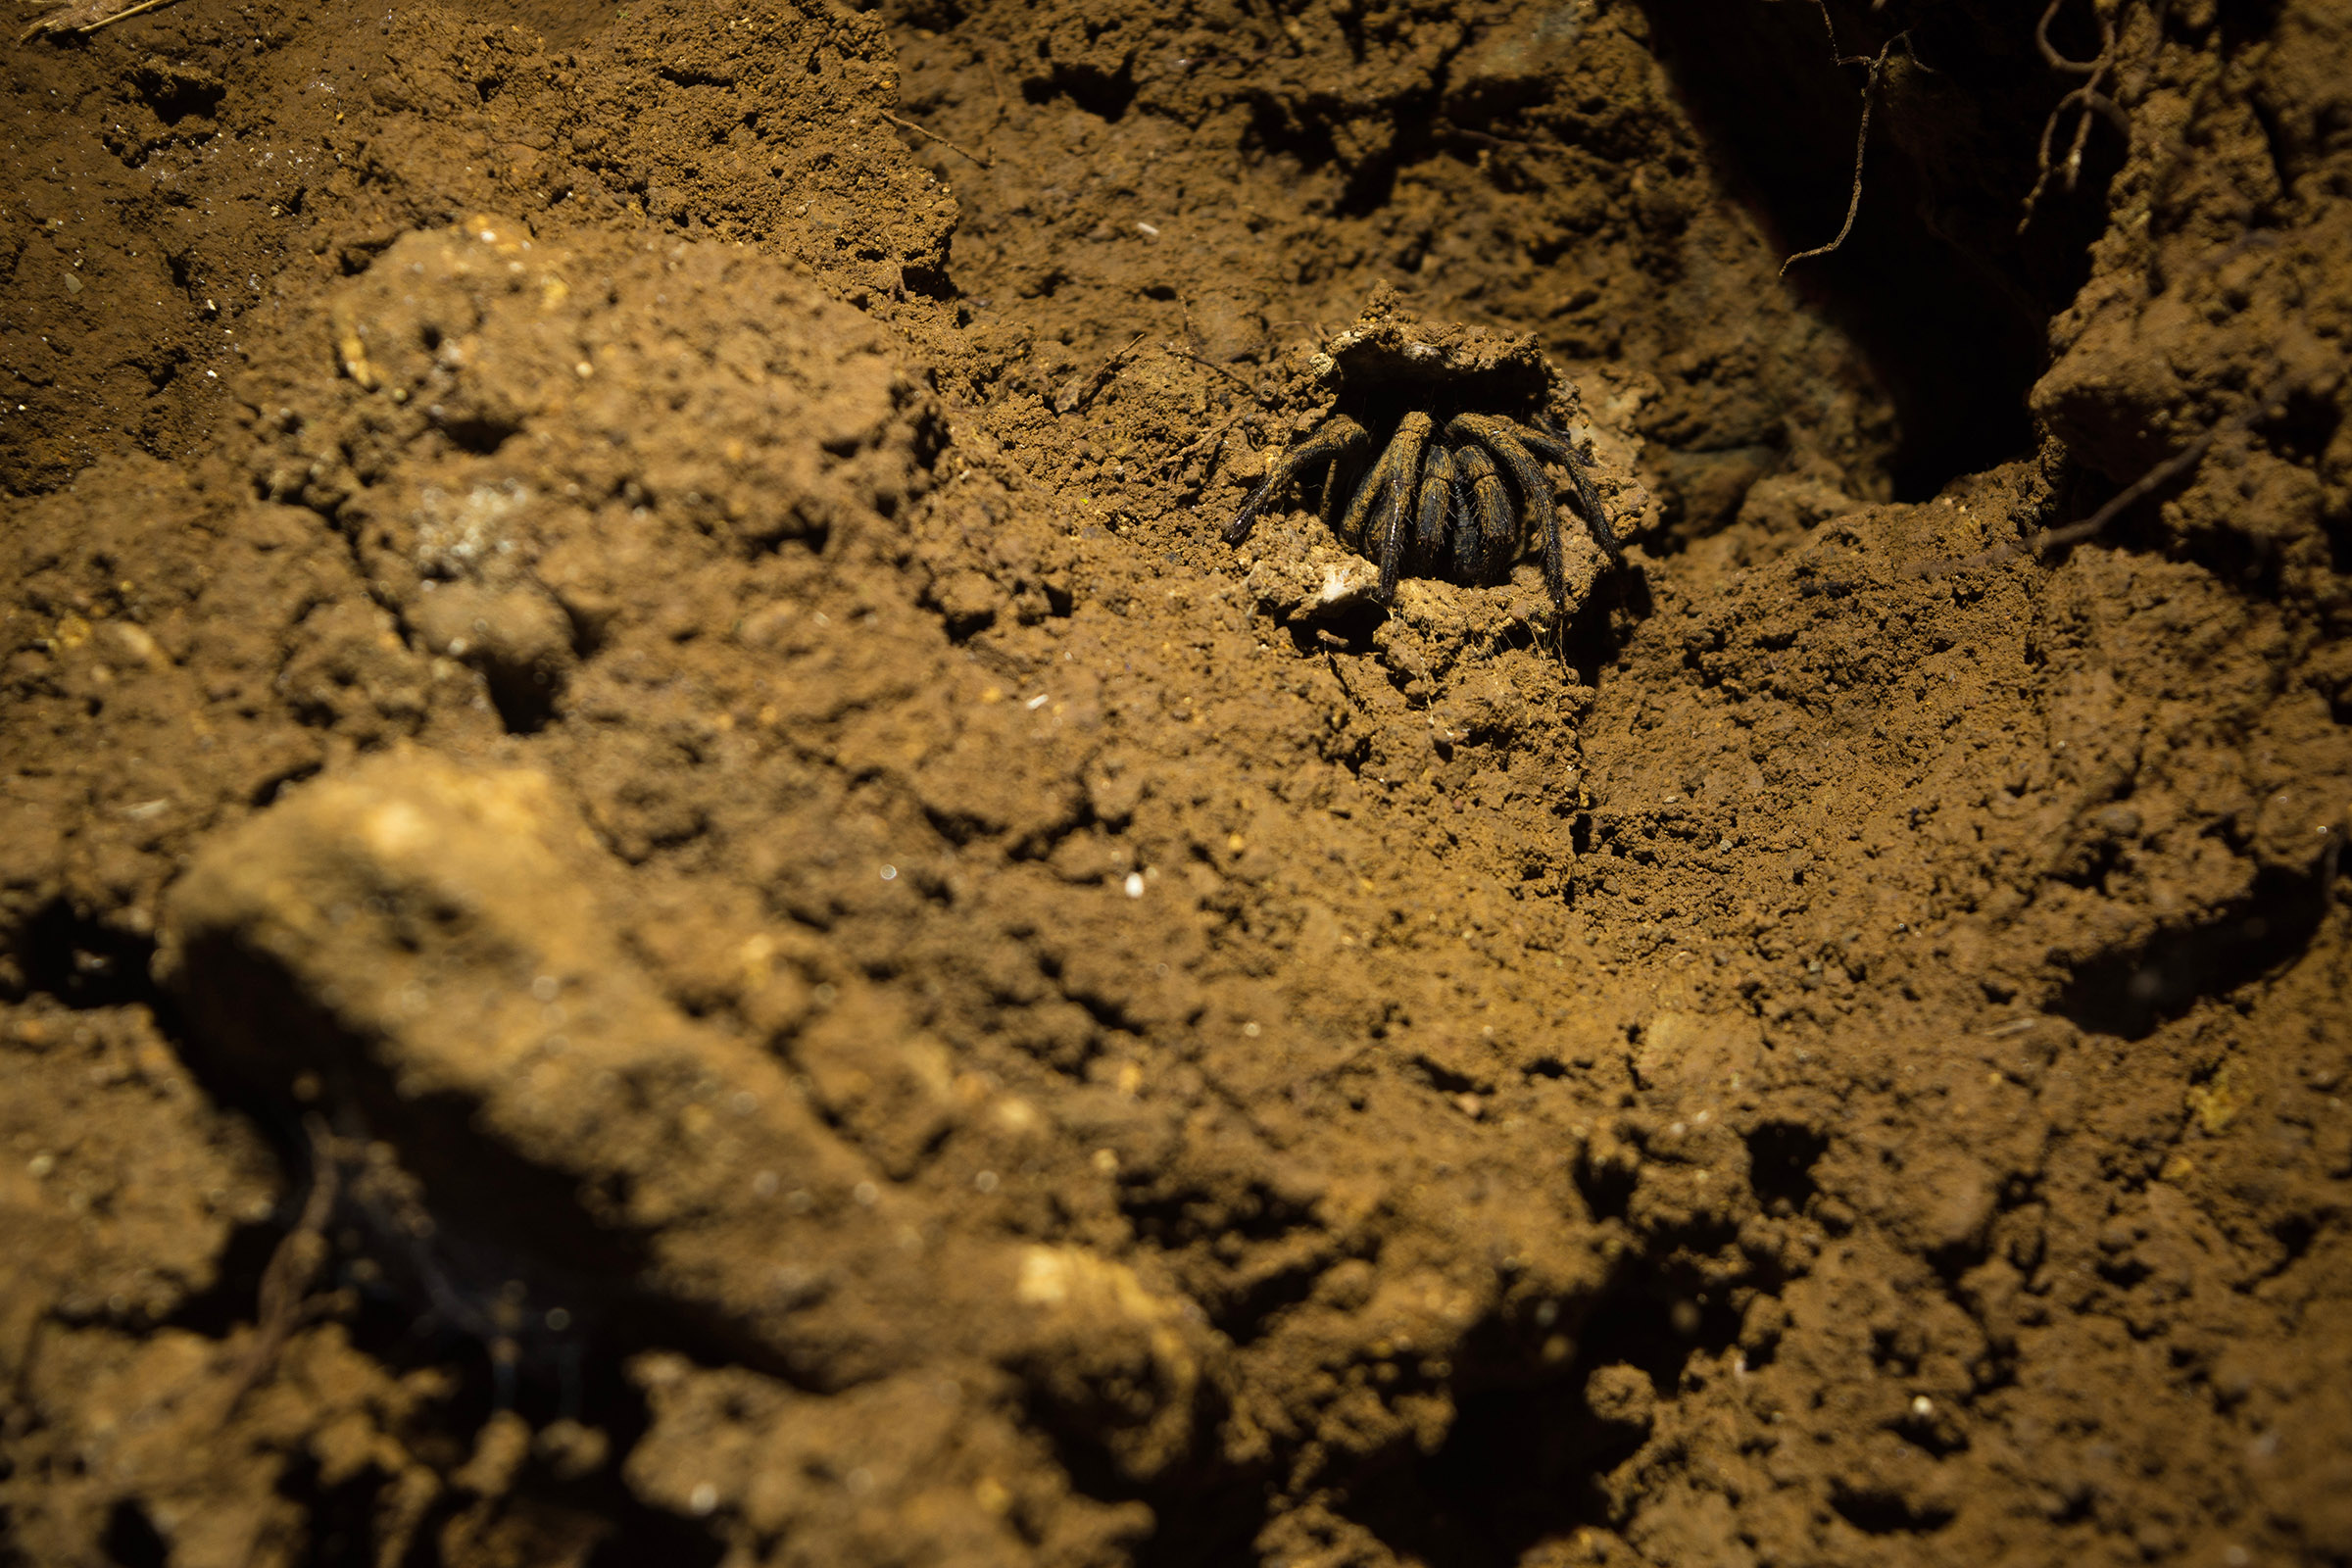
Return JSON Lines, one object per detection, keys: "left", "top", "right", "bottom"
{"left": 1223, "top": 304, "right": 1621, "bottom": 617}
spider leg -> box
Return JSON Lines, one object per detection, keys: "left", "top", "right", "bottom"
{"left": 1225, "top": 415, "right": 1370, "bottom": 547}
{"left": 1320, "top": 435, "right": 1373, "bottom": 533}
{"left": 1512, "top": 418, "right": 1624, "bottom": 567}
{"left": 1451, "top": 441, "right": 1514, "bottom": 584}
{"left": 1360, "top": 413, "right": 1433, "bottom": 603}
{"left": 1451, "top": 413, "right": 1566, "bottom": 614}
{"left": 1412, "top": 440, "right": 1456, "bottom": 576}
{"left": 1338, "top": 413, "right": 1428, "bottom": 557}
{"left": 1373, "top": 414, "right": 1420, "bottom": 606}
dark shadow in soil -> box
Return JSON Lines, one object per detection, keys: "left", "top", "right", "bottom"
{"left": 1745, "top": 1119, "right": 1829, "bottom": 1218}
{"left": 1333, "top": 1245, "right": 1748, "bottom": 1568}
{"left": 1239, "top": 90, "right": 1448, "bottom": 219}
{"left": 2053, "top": 859, "right": 2340, "bottom": 1039}
{"left": 1638, "top": 1, "right": 2117, "bottom": 500}
{"left": 10, "top": 905, "right": 724, "bottom": 1568}
{"left": 101, "top": 1499, "right": 169, "bottom": 1568}
{"left": 11, "top": 898, "right": 160, "bottom": 1010}
{"left": 268, "top": 1355, "right": 724, "bottom": 1568}
{"left": 1055, "top": 1222, "right": 1754, "bottom": 1568}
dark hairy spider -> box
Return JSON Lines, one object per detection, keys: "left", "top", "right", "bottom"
{"left": 1223, "top": 304, "right": 1623, "bottom": 616}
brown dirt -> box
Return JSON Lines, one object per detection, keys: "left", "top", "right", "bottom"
{"left": 4, "top": 0, "right": 2350, "bottom": 1564}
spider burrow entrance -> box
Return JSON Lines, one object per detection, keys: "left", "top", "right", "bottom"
{"left": 1223, "top": 302, "right": 1625, "bottom": 620}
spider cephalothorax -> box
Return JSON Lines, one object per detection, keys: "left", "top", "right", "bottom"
{"left": 1225, "top": 304, "right": 1621, "bottom": 617}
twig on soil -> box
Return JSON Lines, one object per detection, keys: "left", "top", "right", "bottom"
{"left": 1914, "top": 367, "right": 2304, "bottom": 577}
{"left": 222, "top": 1114, "right": 339, "bottom": 1414}
{"left": 1434, "top": 120, "right": 1577, "bottom": 159}
{"left": 1167, "top": 347, "right": 1263, "bottom": 400}
{"left": 19, "top": 0, "right": 179, "bottom": 39}
{"left": 879, "top": 108, "right": 993, "bottom": 170}
{"left": 1157, "top": 403, "right": 1257, "bottom": 479}
{"left": 1060, "top": 331, "right": 1148, "bottom": 415}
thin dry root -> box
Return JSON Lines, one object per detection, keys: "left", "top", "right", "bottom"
{"left": 878, "top": 109, "right": 993, "bottom": 171}
{"left": 2019, "top": 0, "right": 2132, "bottom": 231}
{"left": 1055, "top": 331, "right": 1148, "bottom": 416}
{"left": 221, "top": 1114, "right": 340, "bottom": 1416}
{"left": 1914, "top": 367, "right": 2303, "bottom": 578}
{"left": 1781, "top": 17, "right": 1912, "bottom": 275}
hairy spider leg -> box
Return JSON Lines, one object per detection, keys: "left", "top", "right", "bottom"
{"left": 1356, "top": 413, "right": 1433, "bottom": 603}
{"left": 1452, "top": 441, "right": 1514, "bottom": 583}
{"left": 1320, "top": 433, "right": 1375, "bottom": 533}
{"left": 1339, "top": 413, "right": 1425, "bottom": 555}
{"left": 1225, "top": 414, "right": 1370, "bottom": 546}
{"left": 1516, "top": 419, "right": 1623, "bottom": 566}
{"left": 1452, "top": 414, "right": 1566, "bottom": 613}
{"left": 1412, "top": 440, "right": 1457, "bottom": 574}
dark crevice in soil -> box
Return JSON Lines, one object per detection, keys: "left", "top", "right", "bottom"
{"left": 101, "top": 1499, "right": 168, "bottom": 1568}
{"left": 1058, "top": 1219, "right": 1756, "bottom": 1568}
{"left": 1124, "top": 1469, "right": 1275, "bottom": 1568}
{"left": 1023, "top": 59, "right": 1136, "bottom": 122}
{"left": 1745, "top": 1120, "right": 1829, "bottom": 1217}
{"left": 10, "top": 899, "right": 159, "bottom": 1010}
{"left": 1238, "top": 96, "right": 1451, "bottom": 219}
{"left": 166, "top": 1211, "right": 292, "bottom": 1340}
{"left": 279, "top": 1457, "right": 392, "bottom": 1568}
{"left": 1345, "top": 1374, "right": 1633, "bottom": 1568}
{"left": 1022, "top": 1383, "right": 1267, "bottom": 1568}
{"left": 1339, "top": 1243, "right": 1745, "bottom": 1568}
{"left": 1830, "top": 1477, "right": 1957, "bottom": 1535}
{"left": 269, "top": 1376, "right": 723, "bottom": 1568}
{"left": 1562, "top": 565, "right": 1653, "bottom": 693}
{"left": 2052, "top": 860, "right": 2337, "bottom": 1039}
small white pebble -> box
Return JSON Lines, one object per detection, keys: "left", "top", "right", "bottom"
{"left": 1123, "top": 872, "right": 1146, "bottom": 899}
{"left": 1911, "top": 1395, "right": 1934, "bottom": 1417}
{"left": 1242, "top": 1021, "right": 1261, "bottom": 1038}
{"left": 688, "top": 1482, "right": 717, "bottom": 1515}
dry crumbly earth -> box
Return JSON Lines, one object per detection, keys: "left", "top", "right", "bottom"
{"left": 3, "top": 1, "right": 2351, "bottom": 1565}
